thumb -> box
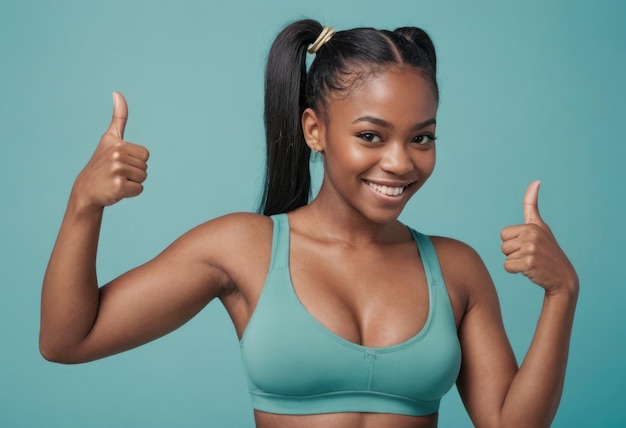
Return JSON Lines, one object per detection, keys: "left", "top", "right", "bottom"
{"left": 523, "top": 180, "right": 543, "bottom": 225}
{"left": 107, "top": 91, "right": 128, "bottom": 139}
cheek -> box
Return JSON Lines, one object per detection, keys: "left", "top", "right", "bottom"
{"left": 324, "top": 142, "right": 377, "bottom": 173}
{"left": 415, "top": 149, "right": 436, "bottom": 177}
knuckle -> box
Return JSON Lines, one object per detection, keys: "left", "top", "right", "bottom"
{"left": 525, "top": 255, "right": 537, "bottom": 271}
{"left": 111, "top": 175, "right": 124, "bottom": 190}
{"left": 110, "top": 162, "right": 122, "bottom": 174}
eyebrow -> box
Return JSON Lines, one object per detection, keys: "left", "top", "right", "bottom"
{"left": 351, "top": 116, "right": 436, "bottom": 130}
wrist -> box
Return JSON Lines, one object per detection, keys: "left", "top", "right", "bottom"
{"left": 545, "top": 275, "right": 579, "bottom": 302}
{"left": 67, "top": 185, "right": 104, "bottom": 220}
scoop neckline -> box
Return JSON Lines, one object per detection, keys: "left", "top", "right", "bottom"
{"left": 280, "top": 213, "right": 436, "bottom": 353}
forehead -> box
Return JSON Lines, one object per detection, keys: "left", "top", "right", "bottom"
{"left": 326, "top": 69, "right": 438, "bottom": 126}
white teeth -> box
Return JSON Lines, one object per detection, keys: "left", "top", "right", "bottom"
{"left": 367, "top": 181, "right": 407, "bottom": 196}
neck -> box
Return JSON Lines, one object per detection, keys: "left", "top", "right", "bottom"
{"left": 289, "top": 188, "right": 407, "bottom": 246}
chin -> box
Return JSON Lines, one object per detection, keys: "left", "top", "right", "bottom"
{"left": 360, "top": 204, "right": 409, "bottom": 225}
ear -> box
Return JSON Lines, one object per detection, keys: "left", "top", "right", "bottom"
{"left": 301, "top": 108, "right": 325, "bottom": 153}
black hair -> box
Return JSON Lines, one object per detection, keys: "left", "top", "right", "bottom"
{"left": 259, "top": 19, "right": 438, "bottom": 216}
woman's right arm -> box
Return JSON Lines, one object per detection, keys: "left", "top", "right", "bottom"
{"left": 39, "top": 93, "right": 234, "bottom": 363}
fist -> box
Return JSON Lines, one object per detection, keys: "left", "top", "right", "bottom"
{"left": 500, "top": 181, "right": 578, "bottom": 294}
{"left": 74, "top": 92, "right": 150, "bottom": 210}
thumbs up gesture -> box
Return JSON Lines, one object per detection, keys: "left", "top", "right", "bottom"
{"left": 73, "top": 92, "right": 150, "bottom": 212}
{"left": 500, "top": 181, "right": 578, "bottom": 295}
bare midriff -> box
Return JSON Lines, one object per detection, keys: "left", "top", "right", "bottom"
{"left": 254, "top": 411, "right": 438, "bottom": 428}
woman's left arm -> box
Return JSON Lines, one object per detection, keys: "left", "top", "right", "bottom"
{"left": 455, "top": 181, "right": 579, "bottom": 428}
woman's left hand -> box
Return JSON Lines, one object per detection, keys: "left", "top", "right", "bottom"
{"left": 500, "top": 181, "right": 578, "bottom": 296}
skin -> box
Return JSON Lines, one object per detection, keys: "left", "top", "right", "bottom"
{"left": 40, "top": 69, "right": 578, "bottom": 428}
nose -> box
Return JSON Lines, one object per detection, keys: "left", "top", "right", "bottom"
{"left": 380, "top": 142, "right": 414, "bottom": 176}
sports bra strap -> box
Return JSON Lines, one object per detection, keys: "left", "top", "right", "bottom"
{"left": 269, "top": 214, "right": 290, "bottom": 270}
{"left": 409, "top": 228, "right": 446, "bottom": 292}
{"left": 270, "top": 216, "right": 445, "bottom": 294}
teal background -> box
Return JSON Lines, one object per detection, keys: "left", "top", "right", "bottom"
{"left": 1, "top": 0, "right": 624, "bottom": 426}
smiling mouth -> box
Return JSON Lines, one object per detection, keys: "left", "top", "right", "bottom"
{"left": 365, "top": 181, "right": 414, "bottom": 197}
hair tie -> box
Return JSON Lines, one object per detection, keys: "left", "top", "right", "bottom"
{"left": 308, "top": 26, "right": 336, "bottom": 54}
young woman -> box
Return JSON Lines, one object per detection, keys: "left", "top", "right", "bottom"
{"left": 40, "top": 19, "right": 578, "bottom": 428}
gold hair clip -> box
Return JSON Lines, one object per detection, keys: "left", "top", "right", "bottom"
{"left": 308, "top": 26, "right": 336, "bottom": 54}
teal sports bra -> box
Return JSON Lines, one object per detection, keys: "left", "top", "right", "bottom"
{"left": 239, "top": 214, "right": 461, "bottom": 416}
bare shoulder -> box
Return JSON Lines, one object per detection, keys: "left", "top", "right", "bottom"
{"left": 429, "top": 236, "right": 489, "bottom": 283}
{"left": 429, "top": 235, "right": 479, "bottom": 258}
{"left": 428, "top": 236, "right": 496, "bottom": 323}
{"left": 182, "top": 212, "right": 274, "bottom": 272}
{"left": 184, "top": 211, "right": 276, "bottom": 293}
{"left": 189, "top": 212, "right": 273, "bottom": 243}
{"left": 185, "top": 213, "right": 275, "bottom": 335}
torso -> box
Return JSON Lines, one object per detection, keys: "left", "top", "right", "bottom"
{"left": 216, "top": 211, "right": 470, "bottom": 428}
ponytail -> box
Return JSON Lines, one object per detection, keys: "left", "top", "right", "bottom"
{"left": 260, "top": 19, "right": 323, "bottom": 216}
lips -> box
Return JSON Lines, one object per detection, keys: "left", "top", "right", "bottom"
{"left": 365, "top": 180, "right": 413, "bottom": 197}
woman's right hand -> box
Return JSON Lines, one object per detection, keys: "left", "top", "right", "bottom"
{"left": 42, "top": 93, "right": 259, "bottom": 364}
{"left": 72, "top": 92, "right": 150, "bottom": 213}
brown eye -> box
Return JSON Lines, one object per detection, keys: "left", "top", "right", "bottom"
{"left": 412, "top": 134, "right": 436, "bottom": 145}
{"left": 357, "top": 132, "right": 381, "bottom": 143}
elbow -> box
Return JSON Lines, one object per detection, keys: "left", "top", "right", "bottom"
{"left": 39, "top": 340, "right": 65, "bottom": 364}
{"left": 39, "top": 336, "right": 78, "bottom": 364}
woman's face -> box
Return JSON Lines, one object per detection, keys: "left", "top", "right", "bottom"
{"left": 305, "top": 67, "right": 438, "bottom": 224}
